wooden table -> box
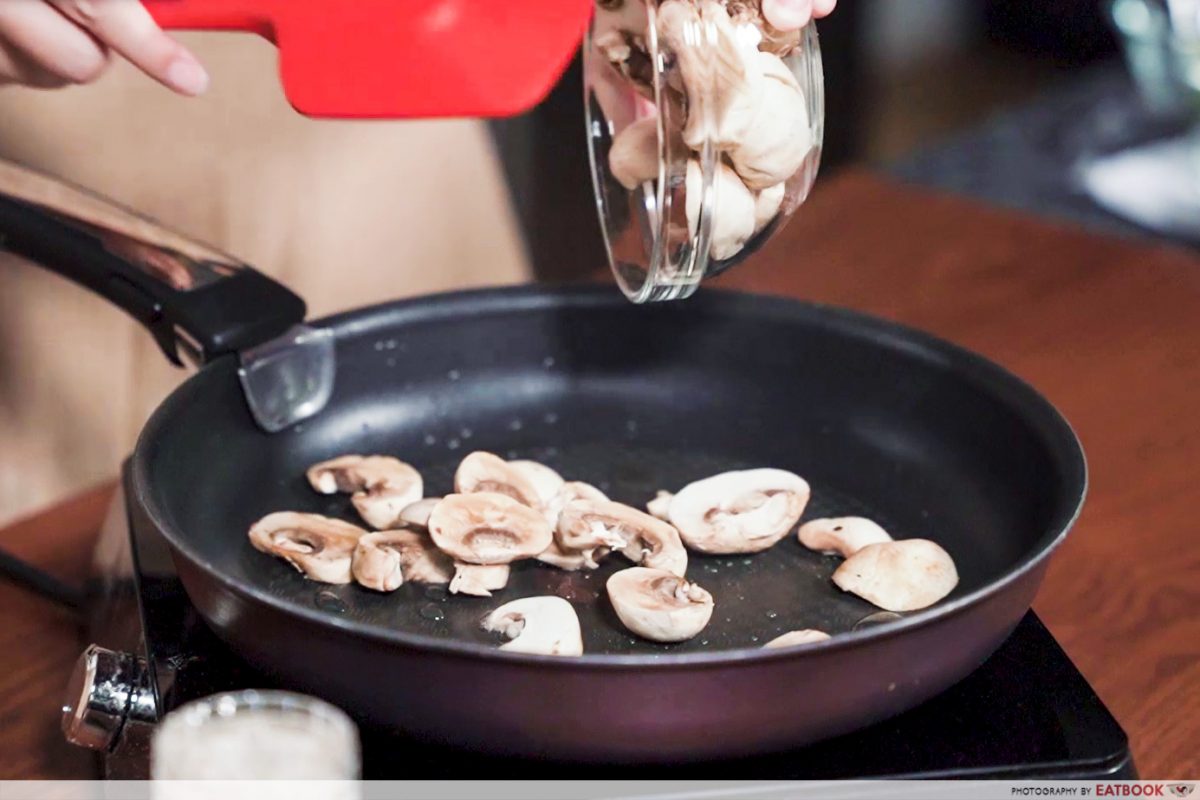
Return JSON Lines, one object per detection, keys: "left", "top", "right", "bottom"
{"left": 2, "top": 171, "right": 1197, "bottom": 779}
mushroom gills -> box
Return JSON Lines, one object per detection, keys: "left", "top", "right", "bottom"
{"left": 607, "top": 566, "right": 714, "bottom": 642}
{"left": 450, "top": 563, "right": 511, "bottom": 597}
{"left": 482, "top": 596, "right": 584, "bottom": 656}
{"left": 454, "top": 451, "right": 544, "bottom": 509}
{"left": 669, "top": 468, "right": 810, "bottom": 554}
{"left": 557, "top": 499, "right": 688, "bottom": 576}
{"left": 798, "top": 517, "right": 893, "bottom": 559}
{"left": 248, "top": 512, "right": 367, "bottom": 585}
{"left": 352, "top": 529, "right": 453, "bottom": 592}
{"left": 305, "top": 455, "right": 423, "bottom": 530}
{"left": 428, "top": 492, "right": 553, "bottom": 565}
{"left": 833, "top": 539, "right": 959, "bottom": 612}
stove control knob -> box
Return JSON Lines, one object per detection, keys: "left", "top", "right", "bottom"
{"left": 62, "top": 644, "right": 156, "bottom": 751}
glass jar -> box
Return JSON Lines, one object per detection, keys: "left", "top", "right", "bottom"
{"left": 151, "top": 690, "right": 360, "bottom": 781}
{"left": 585, "top": 0, "right": 824, "bottom": 302}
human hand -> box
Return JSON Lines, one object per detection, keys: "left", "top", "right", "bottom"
{"left": 763, "top": 0, "right": 837, "bottom": 31}
{"left": 0, "top": 0, "right": 208, "bottom": 94}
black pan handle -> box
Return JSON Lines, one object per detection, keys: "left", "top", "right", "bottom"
{"left": 0, "top": 159, "right": 306, "bottom": 366}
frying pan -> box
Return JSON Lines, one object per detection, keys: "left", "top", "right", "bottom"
{"left": 0, "top": 161, "right": 1086, "bottom": 762}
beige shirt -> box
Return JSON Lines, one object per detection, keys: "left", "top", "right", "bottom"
{"left": 0, "top": 33, "right": 531, "bottom": 525}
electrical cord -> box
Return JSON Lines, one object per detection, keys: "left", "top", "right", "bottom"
{"left": 0, "top": 546, "right": 83, "bottom": 612}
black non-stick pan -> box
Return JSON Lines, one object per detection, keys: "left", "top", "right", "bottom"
{"left": 1, "top": 161, "right": 1086, "bottom": 763}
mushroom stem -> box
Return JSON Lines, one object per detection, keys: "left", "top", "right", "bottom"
{"left": 482, "top": 597, "right": 584, "bottom": 656}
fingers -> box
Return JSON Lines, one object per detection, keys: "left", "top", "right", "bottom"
{"left": 48, "top": 0, "right": 208, "bottom": 95}
{"left": 762, "top": 0, "right": 836, "bottom": 32}
{"left": 0, "top": 0, "right": 109, "bottom": 85}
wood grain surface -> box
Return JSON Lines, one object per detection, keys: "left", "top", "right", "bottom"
{"left": 1, "top": 171, "right": 1196, "bottom": 778}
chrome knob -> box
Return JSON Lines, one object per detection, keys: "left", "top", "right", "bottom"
{"left": 62, "top": 644, "right": 156, "bottom": 751}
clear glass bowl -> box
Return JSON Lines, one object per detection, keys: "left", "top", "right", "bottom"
{"left": 585, "top": 0, "right": 824, "bottom": 302}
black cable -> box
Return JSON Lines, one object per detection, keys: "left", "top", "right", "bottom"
{"left": 0, "top": 546, "right": 83, "bottom": 612}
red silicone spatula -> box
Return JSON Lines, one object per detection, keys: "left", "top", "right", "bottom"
{"left": 142, "top": 0, "right": 594, "bottom": 118}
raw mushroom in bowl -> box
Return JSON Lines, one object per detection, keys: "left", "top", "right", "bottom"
{"left": 482, "top": 596, "right": 584, "bottom": 656}
{"left": 248, "top": 512, "right": 367, "bottom": 584}
{"left": 668, "top": 468, "right": 810, "bottom": 554}
{"left": 306, "top": 455, "right": 423, "bottom": 530}
{"left": 607, "top": 567, "right": 715, "bottom": 642}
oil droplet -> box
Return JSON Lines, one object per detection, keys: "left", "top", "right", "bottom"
{"left": 460, "top": 427, "right": 473, "bottom": 439}
{"left": 853, "top": 611, "right": 903, "bottom": 631}
{"left": 750, "top": 635, "right": 760, "bottom": 643}
{"left": 543, "top": 412, "right": 559, "bottom": 425}
{"left": 385, "top": 339, "right": 398, "bottom": 350}
{"left": 625, "top": 420, "right": 638, "bottom": 433}
{"left": 741, "top": 558, "right": 752, "bottom": 566}
{"left": 703, "top": 564, "right": 720, "bottom": 574}
{"left": 424, "top": 434, "right": 437, "bottom": 446}
{"left": 315, "top": 591, "right": 346, "bottom": 614}
{"left": 419, "top": 604, "right": 446, "bottom": 622}
{"left": 509, "top": 419, "right": 523, "bottom": 431}
{"left": 766, "top": 611, "right": 778, "bottom": 619}
{"left": 737, "top": 595, "right": 746, "bottom": 602}
{"left": 447, "top": 369, "right": 461, "bottom": 381}
{"left": 447, "top": 438, "right": 461, "bottom": 450}
{"left": 385, "top": 357, "right": 396, "bottom": 368}
{"left": 424, "top": 586, "right": 448, "bottom": 602}
{"left": 373, "top": 341, "right": 385, "bottom": 352}
{"left": 700, "top": 640, "right": 709, "bottom": 647}
{"left": 542, "top": 357, "right": 556, "bottom": 369}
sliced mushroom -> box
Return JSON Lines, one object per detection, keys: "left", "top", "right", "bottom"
{"left": 669, "top": 468, "right": 810, "bottom": 554}
{"left": 351, "top": 529, "right": 453, "bottom": 592}
{"left": 454, "top": 451, "right": 543, "bottom": 509}
{"left": 482, "top": 596, "right": 584, "bottom": 656}
{"left": 306, "top": 455, "right": 423, "bottom": 530}
{"left": 608, "top": 117, "right": 660, "bottom": 190}
{"left": 537, "top": 480, "right": 611, "bottom": 557}
{"left": 659, "top": 0, "right": 762, "bottom": 150}
{"left": 686, "top": 159, "right": 757, "bottom": 261}
{"left": 607, "top": 567, "right": 714, "bottom": 642}
{"left": 833, "top": 540, "right": 959, "bottom": 612}
{"left": 646, "top": 490, "right": 674, "bottom": 521}
{"left": 763, "top": 629, "right": 832, "bottom": 649}
{"left": 536, "top": 540, "right": 594, "bottom": 571}
{"left": 725, "top": 0, "right": 803, "bottom": 57}
{"left": 428, "top": 492, "right": 553, "bottom": 565}
{"left": 727, "top": 51, "right": 813, "bottom": 190}
{"left": 248, "top": 512, "right": 366, "bottom": 584}
{"left": 798, "top": 517, "right": 893, "bottom": 559}
{"left": 508, "top": 460, "right": 565, "bottom": 507}
{"left": 450, "top": 563, "right": 511, "bottom": 597}
{"left": 558, "top": 499, "right": 688, "bottom": 576}
{"left": 398, "top": 498, "right": 441, "bottom": 530}
{"left": 753, "top": 182, "right": 786, "bottom": 234}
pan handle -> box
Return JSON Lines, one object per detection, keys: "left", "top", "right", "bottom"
{"left": 0, "top": 159, "right": 305, "bottom": 367}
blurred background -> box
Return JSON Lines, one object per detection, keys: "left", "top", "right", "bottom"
{"left": 2, "top": 0, "right": 1197, "bottom": 526}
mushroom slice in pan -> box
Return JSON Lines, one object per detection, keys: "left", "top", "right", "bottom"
{"left": 763, "top": 630, "right": 832, "bottom": 649}
{"left": 450, "top": 563, "right": 512, "bottom": 597}
{"left": 607, "top": 567, "right": 714, "bottom": 642}
{"left": 398, "top": 498, "right": 441, "bottom": 530}
{"left": 306, "top": 455, "right": 423, "bottom": 530}
{"left": 482, "top": 596, "right": 584, "bottom": 656}
{"left": 351, "top": 530, "right": 453, "bottom": 592}
{"left": 833, "top": 540, "right": 959, "bottom": 612}
{"left": 669, "top": 468, "right": 810, "bottom": 554}
{"left": 646, "top": 490, "right": 674, "bottom": 521}
{"left": 508, "top": 460, "right": 566, "bottom": 508}
{"left": 537, "top": 480, "right": 611, "bottom": 561}
{"left": 798, "top": 517, "right": 893, "bottom": 559}
{"left": 454, "top": 451, "right": 543, "bottom": 509}
{"left": 558, "top": 499, "right": 687, "bottom": 576}
{"left": 428, "top": 493, "right": 553, "bottom": 565}
{"left": 536, "top": 540, "right": 593, "bottom": 572}
{"left": 248, "top": 512, "right": 366, "bottom": 584}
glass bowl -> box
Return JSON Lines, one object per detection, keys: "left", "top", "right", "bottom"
{"left": 585, "top": 0, "right": 824, "bottom": 302}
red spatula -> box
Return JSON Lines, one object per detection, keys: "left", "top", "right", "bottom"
{"left": 143, "top": 0, "right": 594, "bottom": 118}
